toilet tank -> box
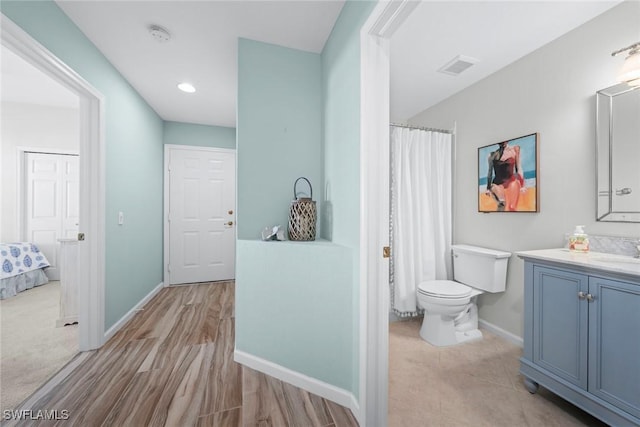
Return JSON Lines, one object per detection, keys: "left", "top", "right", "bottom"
{"left": 452, "top": 244, "right": 511, "bottom": 293}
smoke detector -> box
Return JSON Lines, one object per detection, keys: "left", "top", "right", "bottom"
{"left": 148, "top": 25, "right": 171, "bottom": 43}
{"left": 438, "top": 55, "right": 478, "bottom": 76}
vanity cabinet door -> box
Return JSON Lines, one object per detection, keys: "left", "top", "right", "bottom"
{"left": 532, "top": 266, "right": 589, "bottom": 389}
{"left": 588, "top": 276, "right": 640, "bottom": 419}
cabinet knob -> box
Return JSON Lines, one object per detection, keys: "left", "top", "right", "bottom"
{"left": 578, "top": 291, "right": 586, "bottom": 300}
{"left": 586, "top": 293, "right": 595, "bottom": 302}
{"left": 226, "top": 221, "right": 234, "bottom": 226}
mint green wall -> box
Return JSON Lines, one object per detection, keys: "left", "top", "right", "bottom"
{"left": 321, "top": 0, "right": 377, "bottom": 398}
{"left": 321, "top": 0, "right": 375, "bottom": 247}
{"left": 236, "top": 38, "right": 352, "bottom": 389}
{"left": 1, "top": 1, "right": 164, "bottom": 329}
{"left": 236, "top": 240, "right": 353, "bottom": 390}
{"left": 236, "top": 39, "right": 323, "bottom": 239}
{"left": 235, "top": 1, "right": 375, "bottom": 400}
{"left": 163, "top": 121, "right": 235, "bottom": 149}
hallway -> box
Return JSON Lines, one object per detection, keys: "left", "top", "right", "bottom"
{"left": 7, "top": 282, "right": 357, "bottom": 426}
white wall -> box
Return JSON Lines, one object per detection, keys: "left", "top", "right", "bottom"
{"left": 1, "top": 102, "right": 79, "bottom": 242}
{"left": 409, "top": 2, "right": 640, "bottom": 338}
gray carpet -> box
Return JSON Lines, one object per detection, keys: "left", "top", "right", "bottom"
{"left": 0, "top": 281, "right": 78, "bottom": 410}
{"left": 389, "top": 318, "right": 607, "bottom": 426}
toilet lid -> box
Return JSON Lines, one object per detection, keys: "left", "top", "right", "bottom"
{"left": 418, "top": 280, "right": 472, "bottom": 298}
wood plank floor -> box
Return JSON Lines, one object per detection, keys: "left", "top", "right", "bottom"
{"left": 8, "top": 282, "right": 358, "bottom": 427}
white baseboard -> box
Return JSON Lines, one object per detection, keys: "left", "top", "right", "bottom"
{"left": 104, "top": 281, "right": 164, "bottom": 341}
{"left": 234, "top": 350, "right": 360, "bottom": 422}
{"left": 479, "top": 319, "right": 523, "bottom": 347}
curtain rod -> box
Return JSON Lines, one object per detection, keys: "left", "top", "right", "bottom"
{"left": 390, "top": 122, "right": 454, "bottom": 135}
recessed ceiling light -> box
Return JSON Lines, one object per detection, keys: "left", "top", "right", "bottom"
{"left": 177, "top": 82, "right": 196, "bottom": 93}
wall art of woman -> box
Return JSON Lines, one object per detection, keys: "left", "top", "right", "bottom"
{"left": 478, "top": 134, "right": 538, "bottom": 212}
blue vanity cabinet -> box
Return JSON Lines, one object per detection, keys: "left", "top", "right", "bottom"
{"left": 587, "top": 276, "right": 640, "bottom": 420}
{"left": 520, "top": 258, "right": 640, "bottom": 427}
{"left": 531, "top": 266, "right": 588, "bottom": 389}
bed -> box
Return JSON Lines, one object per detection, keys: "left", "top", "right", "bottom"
{"left": 0, "top": 242, "right": 50, "bottom": 300}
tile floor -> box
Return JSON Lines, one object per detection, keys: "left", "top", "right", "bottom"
{"left": 7, "top": 282, "right": 356, "bottom": 426}
{"left": 389, "top": 318, "right": 609, "bottom": 427}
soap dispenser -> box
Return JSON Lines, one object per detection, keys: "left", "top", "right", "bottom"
{"left": 569, "top": 225, "right": 589, "bottom": 252}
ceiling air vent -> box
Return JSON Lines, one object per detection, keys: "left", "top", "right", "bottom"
{"left": 438, "top": 55, "right": 479, "bottom": 76}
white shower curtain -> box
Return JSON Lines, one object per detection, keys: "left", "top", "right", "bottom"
{"left": 390, "top": 126, "right": 452, "bottom": 316}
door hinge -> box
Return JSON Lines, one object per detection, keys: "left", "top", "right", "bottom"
{"left": 383, "top": 246, "right": 390, "bottom": 258}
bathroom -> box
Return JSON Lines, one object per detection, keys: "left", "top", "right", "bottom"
{"left": 386, "top": 1, "right": 640, "bottom": 425}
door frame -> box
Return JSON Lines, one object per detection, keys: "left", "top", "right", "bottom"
{"left": 359, "top": 1, "right": 417, "bottom": 425}
{"left": 163, "top": 144, "right": 237, "bottom": 287}
{"left": 2, "top": 14, "right": 106, "bottom": 351}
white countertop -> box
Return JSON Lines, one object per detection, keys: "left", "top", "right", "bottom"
{"left": 517, "top": 248, "right": 640, "bottom": 278}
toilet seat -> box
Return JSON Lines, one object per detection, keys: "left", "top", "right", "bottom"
{"left": 418, "top": 280, "right": 472, "bottom": 299}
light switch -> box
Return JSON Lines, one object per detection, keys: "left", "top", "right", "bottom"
{"left": 118, "top": 211, "right": 124, "bottom": 225}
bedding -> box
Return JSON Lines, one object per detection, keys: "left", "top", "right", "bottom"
{"left": 0, "top": 242, "right": 50, "bottom": 299}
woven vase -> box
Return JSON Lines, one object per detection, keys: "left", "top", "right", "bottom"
{"left": 288, "top": 177, "right": 317, "bottom": 241}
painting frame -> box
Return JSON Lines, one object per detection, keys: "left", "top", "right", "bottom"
{"left": 478, "top": 133, "right": 539, "bottom": 213}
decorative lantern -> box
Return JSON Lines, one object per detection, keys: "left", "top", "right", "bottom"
{"left": 288, "top": 177, "right": 317, "bottom": 241}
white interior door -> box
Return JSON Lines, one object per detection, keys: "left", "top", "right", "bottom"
{"left": 25, "top": 152, "right": 79, "bottom": 280}
{"left": 62, "top": 156, "right": 80, "bottom": 239}
{"left": 167, "top": 147, "right": 236, "bottom": 285}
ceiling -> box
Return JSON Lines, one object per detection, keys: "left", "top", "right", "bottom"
{"left": 55, "top": 0, "right": 345, "bottom": 128}
{"left": 4, "top": 1, "right": 621, "bottom": 128}
{"left": 390, "top": 1, "right": 621, "bottom": 123}
{"left": 1, "top": 44, "right": 78, "bottom": 109}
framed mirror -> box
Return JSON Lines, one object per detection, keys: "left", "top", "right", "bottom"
{"left": 596, "top": 83, "right": 640, "bottom": 222}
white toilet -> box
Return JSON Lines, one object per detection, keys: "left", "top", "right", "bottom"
{"left": 417, "top": 244, "right": 510, "bottom": 346}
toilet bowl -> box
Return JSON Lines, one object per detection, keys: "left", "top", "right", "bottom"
{"left": 417, "top": 280, "right": 483, "bottom": 346}
{"left": 416, "top": 245, "right": 510, "bottom": 346}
